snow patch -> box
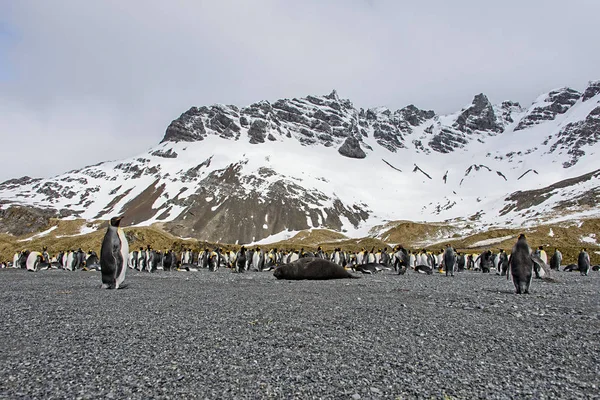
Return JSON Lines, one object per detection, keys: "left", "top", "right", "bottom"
{"left": 580, "top": 234, "right": 597, "bottom": 245}
{"left": 469, "top": 235, "right": 514, "bottom": 248}
{"left": 248, "top": 229, "right": 301, "bottom": 246}
{"left": 79, "top": 224, "right": 99, "bottom": 235}
{"left": 18, "top": 226, "right": 58, "bottom": 242}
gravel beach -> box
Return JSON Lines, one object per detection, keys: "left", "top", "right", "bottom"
{"left": 1, "top": 268, "right": 598, "bottom": 399}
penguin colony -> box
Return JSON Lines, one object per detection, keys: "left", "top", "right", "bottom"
{"left": 2, "top": 228, "right": 597, "bottom": 293}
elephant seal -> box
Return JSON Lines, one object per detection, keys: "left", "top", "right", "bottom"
{"left": 273, "top": 257, "right": 359, "bottom": 280}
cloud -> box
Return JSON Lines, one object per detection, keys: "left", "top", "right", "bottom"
{"left": 1, "top": 0, "right": 599, "bottom": 181}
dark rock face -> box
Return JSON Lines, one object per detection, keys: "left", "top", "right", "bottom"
{"left": 162, "top": 107, "right": 207, "bottom": 143}
{"left": 248, "top": 119, "right": 268, "bottom": 144}
{"left": 0, "top": 206, "right": 57, "bottom": 236}
{"left": 161, "top": 105, "right": 242, "bottom": 143}
{"left": 549, "top": 106, "right": 600, "bottom": 168}
{"left": 515, "top": 88, "right": 581, "bottom": 131}
{"left": 0, "top": 176, "right": 42, "bottom": 191}
{"left": 582, "top": 81, "right": 600, "bottom": 102}
{"left": 338, "top": 136, "right": 366, "bottom": 159}
{"left": 399, "top": 105, "right": 435, "bottom": 126}
{"left": 373, "top": 123, "right": 405, "bottom": 152}
{"left": 367, "top": 105, "right": 434, "bottom": 152}
{"left": 158, "top": 92, "right": 440, "bottom": 154}
{"left": 498, "top": 101, "right": 523, "bottom": 125}
{"left": 151, "top": 149, "right": 178, "bottom": 158}
{"left": 428, "top": 128, "right": 469, "bottom": 153}
{"left": 453, "top": 94, "right": 503, "bottom": 134}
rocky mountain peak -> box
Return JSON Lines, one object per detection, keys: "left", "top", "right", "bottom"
{"left": 514, "top": 87, "right": 581, "bottom": 131}
{"left": 453, "top": 93, "right": 503, "bottom": 134}
{"left": 324, "top": 89, "right": 339, "bottom": 101}
{"left": 582, "top": 80, "right": 600, "bottom": 102}
{"left": 398, "top": 105, "right": 436, "bottom": 127}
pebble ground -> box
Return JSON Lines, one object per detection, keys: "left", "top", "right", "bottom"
{"left": 0, "top": 268, "right": 598, "bottom": 399}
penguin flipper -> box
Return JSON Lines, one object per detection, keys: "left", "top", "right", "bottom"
{"left": 531, "top": 254, "right": 552, "bottom": 278}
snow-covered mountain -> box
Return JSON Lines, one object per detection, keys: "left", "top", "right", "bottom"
{"left": 1, "top": 81, "right": 600, "bottom": 243}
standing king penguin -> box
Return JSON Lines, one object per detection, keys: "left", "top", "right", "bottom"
{"left": 100, "top": 216, "right": 129, "bottom": 289}
{"left": 507, "top": 234, "right": 533, "bottom": 294}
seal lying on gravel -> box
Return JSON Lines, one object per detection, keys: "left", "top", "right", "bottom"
{"left": 273, "top": 257, "right": 359, "bottom": 280}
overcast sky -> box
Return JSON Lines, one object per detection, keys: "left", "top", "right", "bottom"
{"left": 1, "top": 0, "right": 599, "bottom": 182}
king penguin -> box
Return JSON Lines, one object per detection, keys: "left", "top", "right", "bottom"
{"left": 26, "top": 251, "right": 44, "bottom": 272}
{"left": 100, "top": 216, "right": 129, "bottom": 289}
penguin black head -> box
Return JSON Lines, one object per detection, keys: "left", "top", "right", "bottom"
{"left": 518, "top": 234, "right": 526, "bottom": 240}
{"left": 109, "top": 216, "right": 124, "bottom": 227}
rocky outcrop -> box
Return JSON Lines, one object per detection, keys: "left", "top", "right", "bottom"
{"left": 398, "top": 105, "right": 435, "bottom": 127}
{"left": 162, "top": 107, "right": 208, "bottom": 143}
{"left": 338, "top": 136, "right": 366, "bottom": 159}
{"left": 248, "top": 119, "right": 268, "bottom": 144}
{"left": 497, "top": 101, "right": 523, "bottom": 125}
{"left": 161, "top": 105, "right": 241, "bottom": 143}
{"left": 582, "top": 81, "right": 600, "bottom": 102}
{"left": 454, "top": 94, "right": 503, "bottom": 134}
{"left": 549, "top": 106, "right": 600, "bottom": 168}
{"left": 515, "top": 88, "right": 581, "bottom": 131}
{"left": 151, "top": 149, "right": 178, "bottom": 158}
{"left": 0, "top": 176, "right": 42, "bottom": 191}
{"left": 0, "top": 206, "right": 57, "bottom": 236}
{"left": 428, "top": 128, "right": 469, "bottom": 153}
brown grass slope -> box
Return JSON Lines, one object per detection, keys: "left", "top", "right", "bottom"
{"left": 1, "top": 219, "right": 598, "bottom": 265}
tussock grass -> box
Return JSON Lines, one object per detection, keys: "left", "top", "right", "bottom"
{"left": 377, "top": 221, "right": 460, "bottom": 247}
{"left": 1, "top": 218, "right": 599, "bottom": 265}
